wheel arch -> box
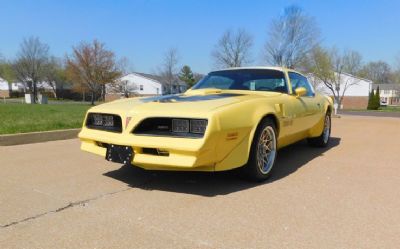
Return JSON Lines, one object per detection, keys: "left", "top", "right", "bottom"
{"left": 246, "top": 112, "right": 280, "bottom": 161}
{"left": 326, "top": 105, "right": 332, "bottom": 115}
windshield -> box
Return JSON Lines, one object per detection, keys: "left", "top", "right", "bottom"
{"left": 192, "top": 69, "right": 288, "bottom": 93}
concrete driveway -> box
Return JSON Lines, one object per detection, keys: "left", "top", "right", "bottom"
{"left": 1, "top": 115, "right": 399, "bottom": 248}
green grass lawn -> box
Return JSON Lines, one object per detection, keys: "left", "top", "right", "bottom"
{"left": 0, "top": 103, "right": 91, "bottom": 134}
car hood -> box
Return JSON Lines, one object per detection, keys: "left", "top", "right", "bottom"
{"left": 90, "top": 89, "right": 282, "bottom": 117}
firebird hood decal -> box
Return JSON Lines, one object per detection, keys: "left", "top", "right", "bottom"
{"left": 140, "top": 93, "right": 243, "bottom": 103}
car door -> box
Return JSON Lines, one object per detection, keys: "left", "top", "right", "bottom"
{"left": 288, "top": 72, "right": 321, "bottom": 132}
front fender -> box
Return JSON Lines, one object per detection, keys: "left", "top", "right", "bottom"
{"left": 212, "top": 99, "right": 281, "bottom": 170}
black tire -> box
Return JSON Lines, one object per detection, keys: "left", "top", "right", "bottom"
{"left": 307, "top": 113, "right": 331, "bottom": 147}
{"left": 241, "top": 118, "right": 278, "bottom": 182}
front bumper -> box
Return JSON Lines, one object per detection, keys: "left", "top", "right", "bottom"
{"left": 79, "top": 126, "right": 221, "bottom": 171}
{"left": 79, "top": 108, "right": 253, "bottom": 172}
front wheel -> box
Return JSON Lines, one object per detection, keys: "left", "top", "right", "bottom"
{"left": 242, "top": 119, "right": 278, "bottom": 181}
{"left": 307, "top": 113, "right": 331, "bottom": 147}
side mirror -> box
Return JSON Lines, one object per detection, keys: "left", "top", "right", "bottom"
{"left": 295, "top": 87, "right": 307, "bottom": 97}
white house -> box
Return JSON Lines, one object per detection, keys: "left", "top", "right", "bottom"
{"left": 121, "top": 73, "right": 163, "bottom": 95}
{"left": 372, "top": 84, "right": 400, "bottom": 106}
{"left": 105, "top": 72, "right": 188, "bottom": 101}
{"left": 105, "top": 73, "right": 163, "bottom": 101}
{"left": 0, "top": 77, "right": 9, "bottom": 97}
{"left": 133, "top": 72, "right": 188, "bottom": 95}
{"left": 309, "top": 73, "right": 373, "bottom": 109}
{"left": 0, "top": 77, "right": 70, "bottom": 99}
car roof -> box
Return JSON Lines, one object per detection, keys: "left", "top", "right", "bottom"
{"left": 210, "top": 66, "right": 305, "bottom": 77}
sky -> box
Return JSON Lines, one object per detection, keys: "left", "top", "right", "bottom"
{"left": 0, "top": 0, "right": 399, "bottom": 74}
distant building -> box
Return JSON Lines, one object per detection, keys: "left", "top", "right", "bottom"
{"left": 0, "top": 78, "right": 9, "bottom": 97}
{"left": 133, "top": 72, "right": 188, "bottom": 94}
{"left": 0, "top": 77, "right": 71, "bottom": 98}
{"left": 105, "top": 72, "right": 187, "bottom": 102}
{"left": 309, "top": 73, "right": 373, "bottom": 109}
{"left": 372, "top": 84, "right": 400, "bottom": 106}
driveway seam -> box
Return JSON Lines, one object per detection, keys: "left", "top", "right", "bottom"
{"left": 0, "top": 178, "right": 153, "bottom": 229}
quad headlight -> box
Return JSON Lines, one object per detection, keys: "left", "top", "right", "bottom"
{"left": 86, "top": 113, "right": 122, "bottom": 132}
{"left": 133, "top": 117, "right": 208, "bottom": 137}
{"left": 92, "top": 114, "right": 115, "bottom": 127}
{"left": 190, "top": 119, "right": 208, "bottom": 134}
{"left": 172, "top": 118, "right": 208, "bottom": 135}
{"left": 172, "top": 119, "right": 190, "bottom": 133}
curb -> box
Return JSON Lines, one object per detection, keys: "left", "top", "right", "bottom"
{"left": 0, "top": 129, "right": 81, "bottom": 146}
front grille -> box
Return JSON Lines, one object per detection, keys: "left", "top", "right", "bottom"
{"left": 142, "top": 148, "right": 169, "bottom": 156}
{"left": 86, "top": 113, "right": 122, "bottom": 133}
{"left": 132, "top": 117, "right": 207, "bottom": 138}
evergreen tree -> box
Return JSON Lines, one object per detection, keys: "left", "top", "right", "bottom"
{"left": 367, "top": 89, "right": 374, "bottom": 110}
{"left": 374, "top": 86, "right": 381, "bottom": 110}
{"left": 178, "top": 65, "right": 195, "bottom": 87}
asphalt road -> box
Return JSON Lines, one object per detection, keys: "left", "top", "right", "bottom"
{"left": 1, "top": 116, "right": 400, "bottom": 249}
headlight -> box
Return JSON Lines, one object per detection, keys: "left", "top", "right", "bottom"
{"left": 190, "top": 119, "right": 208, "bottom": 134}
{"left": 92, "top": 114, "right": 114, "bottom": 127}
{"left": 133, "top": 117, "right": 208, "bottom": 137}
{"left": 92, "top": 114, "right": 104, "bottom": 126}
{"left": 172, "top": 118, "right": 208, "bottom": 134}
{"left": 103, "top": 115, "right": 114, "bottom": 127}
{"left": 172, "top": 119, "right": 190, "bottom": 133}
{"left": 86, "top": 113, "right": 122, "bottom": 133}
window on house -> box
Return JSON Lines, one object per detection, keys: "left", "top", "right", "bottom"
{"left": 140, "top": 85, "right": 143, "bottom": 91}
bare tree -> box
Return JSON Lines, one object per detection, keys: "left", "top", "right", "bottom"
{"left": 13, "top": 37, "right": 50, "bottom": 103}
{"left": 42, "top": 57, "right": 67, "bottom": 99}
{"left": 193, "top": 73, "right": 204, "bottom": 85}
{"left": 359, "top": 61, "right": 392, "bottom": 84}
{"left": 308, "top": 46, "right": 363, "bottom": 108}
{"left": 212, "top": 29, "right": 253, "bottom": 69}
{"left": 66, "top": 40, "right": 122, "bottom": 105}
{"left": 264, "top": 5, "right": 320, "bottom": 69}
{"left": 159, "top": 48, "right": 179, "bottom": 94}
{"left": 108, "top": 79, "right": 138, "bottom": 98}
{"left": 394, "top": 54, "right": 400, "bottom": 84}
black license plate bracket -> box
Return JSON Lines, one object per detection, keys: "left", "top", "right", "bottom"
{"left": 106, "top": 145, "right": 134, "bottom": 165}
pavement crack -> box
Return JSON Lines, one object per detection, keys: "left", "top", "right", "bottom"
{"left": 0, "top": 186, "right": 132, "bottom": 229}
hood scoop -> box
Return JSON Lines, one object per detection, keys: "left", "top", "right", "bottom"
{"left": 185, "top": 88, "right": 222, "bottom": 96}
{"left": 138, "top": 92, "right": 242, "bottom": 103}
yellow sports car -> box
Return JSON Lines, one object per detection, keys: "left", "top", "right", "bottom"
{"left": 79, "top": 67, "right": 333, "bottom": 181}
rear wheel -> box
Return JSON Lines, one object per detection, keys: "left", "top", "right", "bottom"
{"left": 307, "top": 113, "right": 331, "bottom": 147}
{"left": 242, "top": 118, "right": 277, "bottom": 181}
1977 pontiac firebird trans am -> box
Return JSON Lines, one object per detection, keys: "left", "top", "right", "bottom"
{"left": 79, "top": 67, "right": 333, "bottom": 181}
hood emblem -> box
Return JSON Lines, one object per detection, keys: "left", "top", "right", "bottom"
{"left": 125, "top": 117, "right": 132, "bottom": 128}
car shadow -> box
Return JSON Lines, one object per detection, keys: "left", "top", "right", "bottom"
{"left": 104, "top": 137, "right": 341, "bottom": 197}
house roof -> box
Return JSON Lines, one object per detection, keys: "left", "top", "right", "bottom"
{"left": 132, "top": 72, "right": 187, "bottom": 87}
{"left": 372, "top": 83, "right": 400, "bottom": 90}
{"left": 133, "top": 72, "right": 163, "bottom": 83}
{"left": 340, "top": 72, "right": 373, "bottom": 83}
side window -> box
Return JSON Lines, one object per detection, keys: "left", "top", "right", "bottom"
{"left": 289, "top": 72, "right": 315, "bottom": 97}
